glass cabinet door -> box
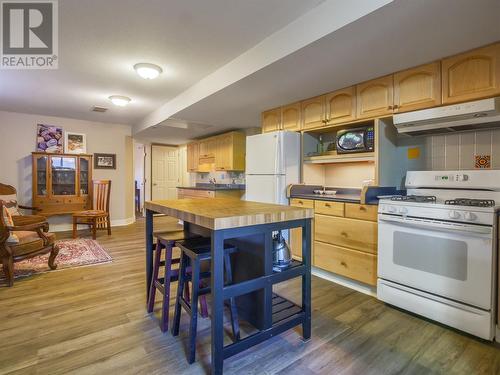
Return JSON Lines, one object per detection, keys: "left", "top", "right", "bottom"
{"left": 79, "top": 157, "right": 90, "bottom": 195}
{"left": 51, "top": 156, "right": 76, "bottom": 196}
{"left": 36, "top": 156, "right": 48, "bottom": 196}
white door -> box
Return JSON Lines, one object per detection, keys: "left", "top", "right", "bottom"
{"left": 246, "top": 132, "right": 282, "bottom": 175}
{"left": 378, "top": 214, "right": 493, "bottom": 309}
{"left": 245, "top": 175, "right": 287, "bottom": 204}
{"left": 151, "top": 145, "right": 179, "bottom": 200}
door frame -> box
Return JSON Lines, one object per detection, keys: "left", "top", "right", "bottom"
{"left": 150, "top": 143, "right": 179, "bottom": 201}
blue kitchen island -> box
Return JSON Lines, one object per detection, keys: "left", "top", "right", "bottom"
{"left": 144, "top": 198, "right": 313, "bottom": 374}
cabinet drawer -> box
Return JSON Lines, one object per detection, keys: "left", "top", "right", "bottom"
{"left": 345, "top": 203, "right": 378, "bottom": 222}
{"left": 315, "top": 214, "right": 377, "bottom": 254}
{"left": 314, "top": 200, "right": 344, "bottom": 216}
{"left": 178, "top": 189, "right": 215, "bottom": 198}
{"left": 314, "top": 241, "right": 377, "bottom": 286}
{"left": 290, "top": 198, "right": 314, "bottom": 208}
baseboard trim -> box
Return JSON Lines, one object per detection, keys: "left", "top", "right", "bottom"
{"left": 312, "top": 266, "right": 377, "bottom": 297}
{"left": 50, "top": 217, "right": 136, "bottom": 233}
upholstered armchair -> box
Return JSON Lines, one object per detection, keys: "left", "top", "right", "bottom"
{"left": 0, "top": 183, "right": 47, "bottom": 226}
{"left": 0, "top": 201, "right": 58, "bottom": 287}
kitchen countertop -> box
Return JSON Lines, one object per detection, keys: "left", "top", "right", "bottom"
{"left": 145, "top": 198, "right": 313, "bottom": 230}
{"left": 177, "top": 183, "right": 245, "bottom": 191}
{"left": 290, "top": 193, "right": 364, "bottom": 204}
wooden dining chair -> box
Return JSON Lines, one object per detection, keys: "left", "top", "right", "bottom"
{"left": 72, "top": 180, "right": 111, "bottom": 240}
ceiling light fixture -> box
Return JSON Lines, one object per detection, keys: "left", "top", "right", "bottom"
{"left": 134, "top": 63, "right": 163, "bottom": 80}
{"left": 109, "top": 95, "right": 131, "bottom": 107}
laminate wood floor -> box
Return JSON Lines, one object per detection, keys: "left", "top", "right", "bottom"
{"left": 1, "top": 217, "right": 499, "bottom": 375}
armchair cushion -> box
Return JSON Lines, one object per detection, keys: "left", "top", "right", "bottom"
{"left": 2, "top": 205, "right": 19, "bottom": 244}
{"left": 10, "top": 231, "right": 56, "bottom": 256}
{"left": 0, "top": 194, "right": 20, "bottom": 216}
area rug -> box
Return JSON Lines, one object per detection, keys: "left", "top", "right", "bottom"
{"left": 0, "top": 239, "right": 112, "bottom": 280}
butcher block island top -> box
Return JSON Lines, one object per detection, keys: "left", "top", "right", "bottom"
{"left": 144, "top": 198, "right": 314, "bottom": 230}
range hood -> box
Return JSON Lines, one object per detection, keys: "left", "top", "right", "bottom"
{"left": 394, "top": 97, "right": 500, "bottom": 136}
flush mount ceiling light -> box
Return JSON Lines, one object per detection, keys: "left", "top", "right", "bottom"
{"left": 109, "top": 95, "right": 131, "bottom": 107}
{"left": 134, "top": 63, "right": 163, "bottom": 80}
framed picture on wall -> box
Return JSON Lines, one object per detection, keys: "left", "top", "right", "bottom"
{"left": 94, "top": 153, "right": 116, "bottom": 169}
{"left": 64, "top": 132, "right": 87, "bottom": 154}
{"left": 36, "top": 124, "right": 63, "bottom": 153}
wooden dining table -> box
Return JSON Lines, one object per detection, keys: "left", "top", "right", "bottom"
{"left": 144, "top": 198, "right": 313, "bottom": 374}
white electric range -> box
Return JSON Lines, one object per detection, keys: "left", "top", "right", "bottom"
{"left": 377, "top": 170, "right": 500, "bottom": 340}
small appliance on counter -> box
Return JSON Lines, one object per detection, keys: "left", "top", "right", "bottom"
{"left": 336, "top": 125, "right": 374, "bottom": 154}
{"left": 272, "top": 231, "right": 292, "bottom": 271}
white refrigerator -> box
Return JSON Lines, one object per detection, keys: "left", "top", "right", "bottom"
{"left": 245, "top": 131, "right": 301, "bottom": 204}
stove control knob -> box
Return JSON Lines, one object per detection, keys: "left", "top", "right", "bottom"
{"left": 386, "top": 205, "right": 397, "bottom": 213}
{"left": 449, "top": 210, "right": 461, "bottom": 220}
{"left": 464, "top": 212, "right": 476, "bottom": 221}
{"left": 399, "top": 207, "right": 408, "bottom": 215}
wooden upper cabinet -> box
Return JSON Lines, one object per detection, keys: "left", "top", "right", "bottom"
{"left": 262, "top": 108, "right": 281, "bottom": 133}
{"left": 187, "top": 142, "right": 199, "bottom": 172}
{"left": 301, "top": 95, "right": 325, "bottom": 130}
{"left": 281, "top": 103, "right": 301, "bottom": 131}
{"left": 215, "top": 134, "right": 232, "bottom": 171}
{"left": 442, "top": 43, "right": 500, "bottom": 104}
{"left": 215, "top": 132, "right": 245, "bottom": 171}
{"left": 393, "top": 62, "right": 441, "bottom": 113}
{"left": 325, "top": 86, "right": 356, "bottom": 125}
{"left": 199, "top": 138, "right": 216, "bottom": 158}
{"left": 356, "top": 75, "right": 394, "bottom": 119}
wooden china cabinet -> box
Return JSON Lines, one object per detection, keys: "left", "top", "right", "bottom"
{"left": 32, "top": 152, "right": 93, "bottom": 216}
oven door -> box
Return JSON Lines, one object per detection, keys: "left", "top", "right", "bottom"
{"left": 378, "top": 214, "right": 493, "bottom": 310}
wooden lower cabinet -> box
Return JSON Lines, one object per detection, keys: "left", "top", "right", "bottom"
{"left": 177, "top": 189, "right": 243, "bottom": 199}
{"left": 289, "top": 198, "right": 314, "bottom": 260}
{"left": 289, "top": 199, "right": 379, "bottom": 285}
{"left": 314, "top": 200, "right": 344, "bottom": 216}
{"left": 314, "top": 241, "right": 377, "bottom": 286}
{"left": 344, "top": 203, "right": 378, "bottom": 221}
{"left": 315, "top": 214, "right": 378, "bottom": 254}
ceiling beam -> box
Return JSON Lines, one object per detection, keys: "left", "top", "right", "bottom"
{"left": 133, "top": 0, "right": 393, "bottom": 134}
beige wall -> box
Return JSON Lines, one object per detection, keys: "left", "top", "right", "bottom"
{"left": 0, "top": 110, "right": 134, "bottom": 231}
{"left": 303, "top": 162, "right": 375, "bottom": 188}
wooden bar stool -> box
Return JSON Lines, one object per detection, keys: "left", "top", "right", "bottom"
{"left": 172, "top": 238, "right": 241, "bottom": 364}
{"left": 147, "top": 231, "right": 208, "bottom": 332}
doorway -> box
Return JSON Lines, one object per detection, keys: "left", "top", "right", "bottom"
{"left": 134, "top": 141, "right": 146, "bottom": 216}
{"left": 151, "top": 144, "right": 179, "bottom": 200}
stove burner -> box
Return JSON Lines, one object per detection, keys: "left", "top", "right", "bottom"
{"left": 445, "top": 198, "right": 496, "bottom": 208}
{"left": 391, "top": 195, "right": 437, "bottom": 203}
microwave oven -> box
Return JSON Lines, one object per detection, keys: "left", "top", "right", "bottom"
{"left": 336, "top": 126, "right": 374, "bottom": 154}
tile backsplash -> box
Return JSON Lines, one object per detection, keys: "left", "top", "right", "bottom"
{"left": 425, "top": 128, "right": 500, "bottom": 170}
{"left": 195, "top": 171, "right": 245, "bottom": 184}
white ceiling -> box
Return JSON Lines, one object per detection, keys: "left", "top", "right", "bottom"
{"left": 143, "top": 0, "right": 500, "bottom": 143}
{"left": 2, "top": 0, "right": 499, "bottom": 145}
{"left": 0, "top": 0, "right": 324, "bottom": 124}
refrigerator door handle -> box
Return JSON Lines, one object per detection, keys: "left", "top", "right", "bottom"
{"left": 274, "top": 134, "right": 280, "bottom": 175}
{"left": 275, "top": 175, "right": 281, "bottom": 204}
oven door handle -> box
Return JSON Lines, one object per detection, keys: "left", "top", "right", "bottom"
{"left": 378, "top": 214, "right": 493, "bottom": 235}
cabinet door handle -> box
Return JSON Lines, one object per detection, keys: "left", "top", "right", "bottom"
{"left": 388, "top": 105, "right": 394, "bottom": 110}
{"left": 325, "top": 203, "right": 331, "bottom": 207}
{"left": 360, "top": 206, "right": 366, "bottom": 211}
{"left": 341, "top": 231, "right": 348, "bottom": 237}
{"left": 340, "top": 261, "right": 347, "bottom": 267}
{"left": 298, "top": 201, "right": 303, "bottom": 205}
